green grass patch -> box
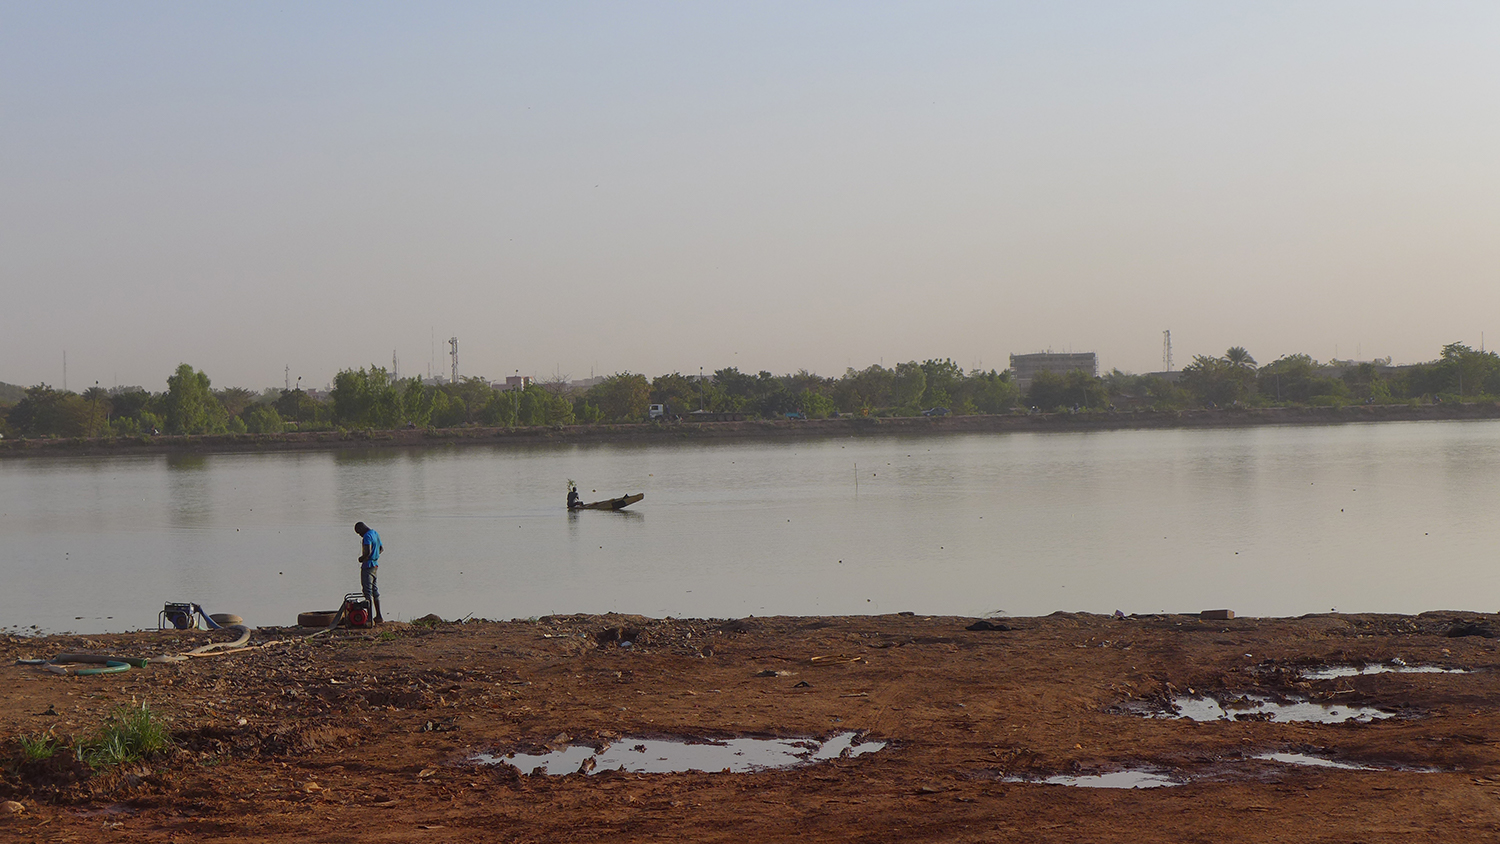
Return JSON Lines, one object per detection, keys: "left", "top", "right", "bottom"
{"left": 78, "top": 703, "right": 172, "bottom": 768}
{"left": 18, "top": 731, "right": 62, "bottom": 763}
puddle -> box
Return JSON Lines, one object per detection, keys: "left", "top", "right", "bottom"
{"left": 1253, "top": 752, "right": 1438, "bottom": 773}
{"left": 1252, "top": 752, "right": 1381, "bottom": 771}
{"left": 1158, "top": 694, "right": 1393, "bottom": 724}
{"left": 1003, "top": 770, "right": 1179, "bottom": 789}
{"left": 476, "top": 732, "right": 886, "bottom": 775}
{"left": 1301, "top": 664, "right": 1468, "bottom": 681}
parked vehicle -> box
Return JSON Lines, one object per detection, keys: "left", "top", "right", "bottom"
{"left": 921, "top": 407, "right": 950, "bottom": 417}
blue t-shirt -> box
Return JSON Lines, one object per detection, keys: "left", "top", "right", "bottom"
{"left": 362, "top": 529, "right": 382, "bottom": 568}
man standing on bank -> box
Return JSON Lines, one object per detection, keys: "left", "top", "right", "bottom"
{"left": 354, "top": 521, "right": 384, "bottom": 624}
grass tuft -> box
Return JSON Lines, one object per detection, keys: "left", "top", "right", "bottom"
{"left": 18, "top": 731, "right": 61, "bottom": 763}
{"left": 79, "top": 703, "right": 172, "bottom": 768}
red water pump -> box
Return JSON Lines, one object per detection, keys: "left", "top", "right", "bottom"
{"left": 341, "top": 593, "right": 374, "bottom": 629}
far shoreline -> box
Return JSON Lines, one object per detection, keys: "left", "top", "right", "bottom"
{"left": 4, "top": 401, "right": 1500, "bottom": 459}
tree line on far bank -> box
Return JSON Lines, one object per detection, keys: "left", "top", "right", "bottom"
{"left": 1, "top": 343, "right": 1496, "bottom": 439}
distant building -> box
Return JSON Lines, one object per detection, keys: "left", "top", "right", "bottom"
{"left": 1009, "top": 352, "right": 1098, "bottom": 393}
{"left": 495, "top": 375, "right": 533, "bottom": 391}
{"left": 569, "top": 376, "right": 607, "bottom": 390}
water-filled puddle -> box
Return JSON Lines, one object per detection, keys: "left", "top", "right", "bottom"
{"left": 1003, "top": 770, "right": 1178, "bottom": 789}
{"left": 1301, "top": 664, "right": 1468, "bottom": 681}
{"left": 1159, "top": 694, "right": 1393, "bottom": 723}
{"left": 1253, "top": 752, "right": 1380, "bottom": 771}
{"left": 475, "top": 732, "right": 886, "bottom": 775}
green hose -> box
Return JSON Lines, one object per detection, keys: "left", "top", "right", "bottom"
{"left": 44, "top": 659, "right": 131, "bottom": 676}
{"left": 73, "top": 660, "right": 130, "bottom": 676}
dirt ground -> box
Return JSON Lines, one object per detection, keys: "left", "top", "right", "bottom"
{"left": 4, "top": 610, "right": 1500, "bottom": 843}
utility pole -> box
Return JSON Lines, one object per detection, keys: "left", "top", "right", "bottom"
{"left": 393, "top": 350, "right": 398, "bottom": 381}
{"left": 1162, "top": 330, "right": 1173, "bottom": 372}
{"left": 285, "top": 365, "right": 290, "bottom": 392}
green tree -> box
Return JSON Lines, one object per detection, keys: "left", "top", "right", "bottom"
{"left": 244, "top": 404, "right": 285, "bottom": 434}
{"left": 164, "top": 365, "right": 227, "bottom": 434}
{"left": 573, "top": 398, "right": 605, "bottom": 423}
{"left": 430, "top": 390, "right": 463, "bottom": 428}
{"left": 107, "top": 389, "right": 154, "bottom": 427}
{"left": 81, "top": 385, "right": 112, "bottom": 436}
{"left": 918, "top": 359, "right": 963, "bottom": 408}
{"left": 1343, "top": 362, "right": 1392, "bottom": 402}
{"left": 479, "top": 390, "right": 518, "bottom": 426}
{"left": 965, "top": 369, "right": 1018, "bottom": 414}
{"left": 440, "top": 377, "right": 496, "bottom": 425}
{"left": 891, "top": 362, "right": 927, "bottom": 411}
{"left": 1026, "top": 370, "right": 1106, "bottom": 410}
{"left": 1180, "top": 353, "right": 1257, "bottom": 407}
{"left": 1224, "top": 347, "right": 1258, "bottom": 370}
{"left": 332, "top": 366, "right": 403, "bottom": 428}
{"left": 1437, "top": 342, "right": 1500, "bottom": 397}
{"left": 215, "top": 387, "right": 256, "bottom": 418}
{"left": 1256, "top": 354, "right": 1347, "bottom": 404}
{"left": 832, "top": 365, "right": 893, "bottom": 414}
{"left": 586, "top": 373, "right": 651, "bottom": 422}
{"left": 274, "top": 388, "right": 319, "bottom": 428}
{"left": 650, "top": 373, "right": 701, "bottom": 414}
{"left": 798, "top": 389, "right": 835, "bottom": 419}
{"left": 7, "top": 385, "right": 91, "bottom": 437}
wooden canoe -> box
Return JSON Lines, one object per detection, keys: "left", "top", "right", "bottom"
{"left": 573, "top": 493, "right": 644, "bottom": 511}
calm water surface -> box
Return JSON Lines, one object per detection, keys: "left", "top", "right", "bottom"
{"left": 4, "top": 421, "right": 1500, "bottom": 633}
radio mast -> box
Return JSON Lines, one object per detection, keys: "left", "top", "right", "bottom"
{"left": 1162, "top": 330, "right": 1173, "bottom": 372}
{"left": 449, "top": 337, "right": 459, "bottom": 384}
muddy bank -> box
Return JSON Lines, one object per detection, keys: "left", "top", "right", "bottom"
{"left": 4, "top": 610, "right": 1500, "bottom": 841}
{"left": 5, "top": 402, "right": 1500, "bottom": 459}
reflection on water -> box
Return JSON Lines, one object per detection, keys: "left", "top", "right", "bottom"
{"left": 6, "top": 421, "right": 1500, "bottom": 632}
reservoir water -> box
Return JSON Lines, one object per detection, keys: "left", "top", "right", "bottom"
{"left": 3, "top": 420, "right": 1500, "bottom": 633}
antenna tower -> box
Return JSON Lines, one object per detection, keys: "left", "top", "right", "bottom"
{"left": 449, "top": 337, "right": 459, "bottom": 384}
{"left": 285, "top": 365, "right": 290, "bottom": 392}
{"left": 392, "top": 349, "right": 398, "bottom": 380}
{"left": 1162, "top": 330, "right": 1173, "bottom": 372}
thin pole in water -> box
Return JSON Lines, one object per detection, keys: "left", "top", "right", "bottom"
{"left": 854, "top": 462, "right": 858, "bottom": 496}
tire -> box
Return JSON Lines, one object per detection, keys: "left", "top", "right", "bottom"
{"left": 297, "top": 610, "right": 340, "bottom": 628}
{"left": 209, "top": 613, "right": 243, "bottom": 626}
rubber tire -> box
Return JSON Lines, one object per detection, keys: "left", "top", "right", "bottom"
{"left": 209, "top": 613, "right": 243, "bottom": 626}
{"left": 297, "top": 610, "right": 340, "bottom": 628}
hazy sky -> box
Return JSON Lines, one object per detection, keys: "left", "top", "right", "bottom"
{"left": 5, "top": 2, "right": 1500, "bottom": 392}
